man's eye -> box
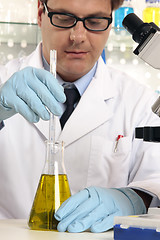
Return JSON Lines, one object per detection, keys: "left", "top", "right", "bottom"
{"left": 87, "top": 19, "right": 102, "bottom": 25}
{"left": 54, "top": 15, "right": 74, "bottom": 23}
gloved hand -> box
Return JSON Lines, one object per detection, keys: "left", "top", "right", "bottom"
{"left": 54, "top": 187, "right": 146, "bottom": 233}
{"left": 0, "top": 67, "right": 66, "bottom": 122}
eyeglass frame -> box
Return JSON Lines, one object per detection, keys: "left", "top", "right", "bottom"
{"left": 43, "top": 3, "right": 112, "bottom": 32}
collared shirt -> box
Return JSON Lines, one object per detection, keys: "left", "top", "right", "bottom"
{"left": 42, "top": 49, "right": 97, "bottom": 117}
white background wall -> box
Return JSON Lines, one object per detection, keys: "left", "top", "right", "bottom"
{"left": 0, "top": 0, "right": 38, "bottom": 23}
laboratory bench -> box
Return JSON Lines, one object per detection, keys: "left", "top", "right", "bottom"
{"left": 0, "top": 219, "right": 114, "bottom": 240}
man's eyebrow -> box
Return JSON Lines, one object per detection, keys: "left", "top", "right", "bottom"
{"left": 85, "top": 12, "right": 111, "bottom": 18}
{"left": 47, "top": 7, "right": 111, "bottom": 17}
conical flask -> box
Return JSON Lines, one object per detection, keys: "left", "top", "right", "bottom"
{"left": 28, "top": 141, "right": 71, "bottom": 230}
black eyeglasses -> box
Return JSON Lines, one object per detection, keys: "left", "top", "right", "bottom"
{"left": 43, "top": 3, "right": 112, "bottom": 32}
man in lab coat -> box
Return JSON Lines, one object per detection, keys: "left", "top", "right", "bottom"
{"left": 0, "top": 0, "right": 160, "bottom": 233}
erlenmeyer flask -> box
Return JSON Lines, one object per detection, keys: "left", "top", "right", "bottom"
{"left": 28, "top": 141, "right": 71, "bottom": 230}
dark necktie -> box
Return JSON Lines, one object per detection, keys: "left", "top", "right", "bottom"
{"left": 60, "top": 87, "right": 80, "bottom": 129}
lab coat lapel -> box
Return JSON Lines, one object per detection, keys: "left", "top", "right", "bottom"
{"left": 59, "top": 59, "right": 117, "bottom": 146}
{"left": 18, "top": 46, "right": 117, "bottom": 142}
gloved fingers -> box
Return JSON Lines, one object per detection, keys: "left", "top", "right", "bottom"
{"left": 0, "top": 67, "right": 65, "bottom": 121}
{"left": 56, "top": 189, "right": 100, "bottom": 232}
{"left": 15, "top": 86, "right": 52, "bottom": 120}
{"left": 33, "top": 68, "right": 66, "bottom": 103}
{"left": 8, "top": 95, "right": 40, "bottom": 122}
{"left": 55, "top": 189, "right": 90, "bottom": 221}
{"left": 66, "top": 203, "right": 107, "bottom": 233}
{"left": 56, "top": 198, "right": 98, "bottom": 232}
{"left": 0, "top": 88, "right": 40, "bottom": 122}
{"left": 24, "top": 77, "right": 64, "bottom": 116}
{"left": 91, "top": 211, "right": 120, "bottom": 233}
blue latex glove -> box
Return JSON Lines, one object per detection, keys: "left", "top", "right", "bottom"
{"left": 54, "top": 187, "right": 146, "bottom": 233}
{"left": 0, "top": 67, "right": 66, "bottom": 122}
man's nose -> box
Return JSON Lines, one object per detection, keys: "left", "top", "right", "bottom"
{"left": 70, "top": 21, "right": 87, "bottom": 44}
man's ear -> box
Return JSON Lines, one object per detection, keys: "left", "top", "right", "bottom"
{"left": 37, "top": 0, "right": 44, "bottom": 27}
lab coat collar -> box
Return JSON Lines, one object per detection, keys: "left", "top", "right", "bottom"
{"left": 20, "top": 42, "right": 44, "bottom": 70}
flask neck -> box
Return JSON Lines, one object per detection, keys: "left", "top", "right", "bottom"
{"left": 43, "top": 141, "right": 66, "bottom": 175}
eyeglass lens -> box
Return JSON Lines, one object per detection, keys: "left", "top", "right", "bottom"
{"left": 51, "top": 14, "right": 111, "bottom": 31}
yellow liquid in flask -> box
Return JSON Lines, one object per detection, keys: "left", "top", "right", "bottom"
{"left": 28, "top": 174, "right": 71, "bottom": 230}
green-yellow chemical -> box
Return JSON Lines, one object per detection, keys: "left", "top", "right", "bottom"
{"left": 143, "top": 7, "right": 160, "bottom": 27}
{"left": 28, "top": 174, "right": 71, "bottom": 231}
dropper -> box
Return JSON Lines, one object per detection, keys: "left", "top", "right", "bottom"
{"left": 49, "top": 49, "right": 57, "bottom": 143}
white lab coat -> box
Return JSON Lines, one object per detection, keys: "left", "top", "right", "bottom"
{"left": 0, "top": 43, "right": 160, "bottom": 219}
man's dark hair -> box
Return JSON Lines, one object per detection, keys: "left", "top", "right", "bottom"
{"left": 39, "top": 0, "right": 124, "bottom": 11}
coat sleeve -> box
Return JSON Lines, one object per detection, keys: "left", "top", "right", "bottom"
{"left": 127, "top": 86, "right": 160, "bottom": 206}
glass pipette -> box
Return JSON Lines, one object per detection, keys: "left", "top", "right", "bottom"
{"left": 49, "top": 49, "right": 57, "bottom": 143}
{"left": 49, "top": 50, "right": 60, "bottom": 204}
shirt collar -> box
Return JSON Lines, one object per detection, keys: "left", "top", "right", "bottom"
{"left": 42, "top": 49, "right": 97, "bottom": 96}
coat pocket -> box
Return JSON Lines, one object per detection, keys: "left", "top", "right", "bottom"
{"left": 86, "top": 135, "right": 132, "bottom": 188}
